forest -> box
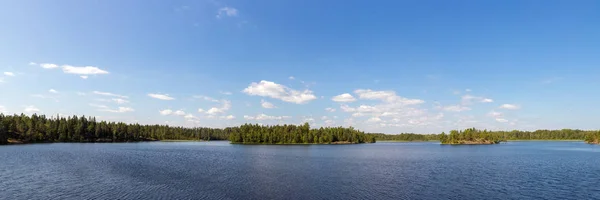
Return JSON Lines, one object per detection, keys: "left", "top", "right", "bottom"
{"left": 229, "top": 123, "right": 376, "bottom": 144}
{"left": 584, "top": 131, "right": 600, "bottom": 144}
{"left": 367, "top": 133, "right": 439, "bottom": 141}
{"left": 439, "top": 128, "right": 502, "bottom": 144}
{"left": 0, "top": 114, "right": 230, "bottom": 144}
{"left": 0, "top": 114, "right": 375, "bottom": 145}
{"left": 439, "top": 128, "right": 597, "bottom": 144}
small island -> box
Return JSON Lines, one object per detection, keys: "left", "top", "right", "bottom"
{"left": 439, "top": 128, "right": 502, "bottom": 145}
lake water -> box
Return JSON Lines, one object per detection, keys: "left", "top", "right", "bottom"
{"left": 2, "top": 141, "right": 600, "bottom": 200}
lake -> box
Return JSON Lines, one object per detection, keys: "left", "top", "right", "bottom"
{"left": 1, "top": 141, "right": 600, "bottom": 200}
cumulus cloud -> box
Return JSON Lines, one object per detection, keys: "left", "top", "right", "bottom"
{"left": 4, "top": 72, "right": 15, "bottom": 76}
{"left": 261, "top": 99, "right": 276, "bottom": 109}
{"left": 217, "top": 7, "right": 238, "bottom": 18}
{"left": 243, "top": 80, "right": 317, "bottom": 104}
{"left": 24, "top": 105, "right": 40, "bottom": 113}
{"left": 355, "top": 89, "right": 424, "bottom": 105}
{"left": 49, "top": 89, "right": 58, "bottom": 94}
{"left": 499, "top": 104, "right": 520, "bottom": 110}
{"left": 198, "top": 108, "right": 204, "bottom": 113}
{"left": 442, "top": 105, "right": 471, "bottom": 112}
{"left": 62, "top": 65, "right": 109, "bottom": 75}
{"left": 159, "top": 109, "right": 173, "bottom": 115}
{"left": 220, "top": 115, "right": 236, "bottom": 120}
{"left": 331, "top": 93, "right": 356, "bottom": 102}
{"left": 29, "top": 62, "right": 37, "bottom": 66}
{"left": 206, "top": 100, "right": 231, "bottom": 115}
{"left": 93, "top": 91, "right": 128, "bottom": 99}
{"left": 243, "top": 114, "right": 291, "bottom": 121}
{"left": 174, "top": 110, "right": 186, "bottom": 116}
{"left": 496, "top": 118, "right": 509, "bottom": 123}
{"left": 325, "top": 107, "right": 336, "bottom": 112}
{"left": 40, "top": 63, "right": 59, "bottom": 69}
{"left": 488, "top": 110, "right": 503, "bottom": 118}
{"left": 148, "top": 93, "right": 175, "bottom": 100}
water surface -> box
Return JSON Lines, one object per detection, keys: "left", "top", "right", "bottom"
{"left": 1, "top": 141, "right": 600, "bottom": 200}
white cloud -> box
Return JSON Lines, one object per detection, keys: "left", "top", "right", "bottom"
{"left": 355, "top": 89, "right": 424, "bottom": 105}
{"left": 102, "top": 107, "right": 134, "bottom": 113}
{"left": 243, "top": 80, "right": 317, "bottom": 104}
{"left": 488, "top": 111, "right": 503, "bottom": 118}
{"left": 243, "top": 114, "right": 291, "bottom": 121}
{"left": 89, "top": 104, "right": 109, "bottom": 109}
{"left": 0, "top": 105, "right": 7, "bottom": 114}
{"left": 325, "top": 107, "right": 336, "bottom": 112}
{"left": 93, "top": 91, "right": 128, "bottom": 99}
{"left": 289, "top": 76, "right": 295, "bottom": 80}
{"left": 77, "top": 92, "right": 87, "bottom": 96}
{"left": 366, "top": 117, "right": 382, "bottom": 123}
{"left": 159, "top": 109, "right": 173, "bottom": 115}
{"left": 148, "top": 93, "right": 175, "bottom": 100}
{"left": 3, "top": 72, "right": 15, "bottom": 76}
{"left": 24, "top": 105, "right": 40, "bottom": 113}
{"left": 217, "top": 7, "right": 238, "bottom": 18}
{"left": 40, "top": 63, "right": 59, "bottom": 69}
{"left": 496, "top": 118, "right": 509, "bottom": 123}
{"left": 112, "top": 98, "right": 129, "bottom": 104}
{"left": 499, "top": 104, "right": 520, "bottom": 110}
{"left": 331, "top": 93, "right": 356, "bottom": 102}
{"left": 174, "top": 110, "right": 186, "bottom": 116}
{"left": 62, "top": 65, "right": 109, "bottom": 75}
{"left": 198, "top": 108, "right": 205, "bottom": 113}
{"left": 442, "top": 105, "right": 471, "bottom": 112}
{"left": 184, "top": 114, "right": 198, "bottom": 120}
{"left": 461, "top": 94, "right": 493, "bottom": 105}
{"left": 29, "top": 62, "right": 37, "bottom": 66}
{"left": 220, "top": 115, "right": 236, "bottom": 120}
{"left": 261, "top": 99, "right": 276, "bottom": 109}
{"left": 321, "top": 116, "right": 328, "bottom": 120}
{"left": 193, "top": 95, "right": 219, "bottom": 102}
{"left": 49, "top": 89, "right": 58, "bottom": 93}
{"left": 204, "top": 100, "right": 232, "bottom": 115}
{"left": 80, "top": 76, "right": 89, "bottom": 79}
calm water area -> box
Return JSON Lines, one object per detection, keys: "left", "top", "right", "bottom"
{"left": 1, "top": 141, "right": 600, "bottom": 200}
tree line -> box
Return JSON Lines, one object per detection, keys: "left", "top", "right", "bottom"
{"left": 0, "top": 114, "right": 375, "bottom": 145}
{"left": 228, "top": 123, "right": 376, "bottom": 144}
{"left": 0, "top": 114, "right": 230, "bottom": 144}
{"left": 366, "top": 133, "right": 439, "bottom": 141}
{"left": 439, "top": 128, "right": 599, "bottom": 144}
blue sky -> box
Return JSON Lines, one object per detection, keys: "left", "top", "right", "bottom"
{"left": 1, "top": 0, "right": 599, "bottom": 133}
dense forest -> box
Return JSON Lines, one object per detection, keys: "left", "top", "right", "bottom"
{"left": 440, "top": 128, "right": 502, "bottom": 144}
{"left": 584, "top": 131, "right": 600, "bottom": 144}
{"left": 439, "top": 128, "right": 598, "bottom": 144}
{"left": 229, "top": 123, "right": 375, "bottom": 144}
{"left": 367, "top": 133, "right": 439, "bottom": 141}
{"left": 0, "top": 114, "right": 375, "bottom": 145}
{"left": 0, "top": 114, "right": 230, "bottom": 144}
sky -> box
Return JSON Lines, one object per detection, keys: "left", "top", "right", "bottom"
{"left": 1, "top": 0, "right": 599, "bottom": 134}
